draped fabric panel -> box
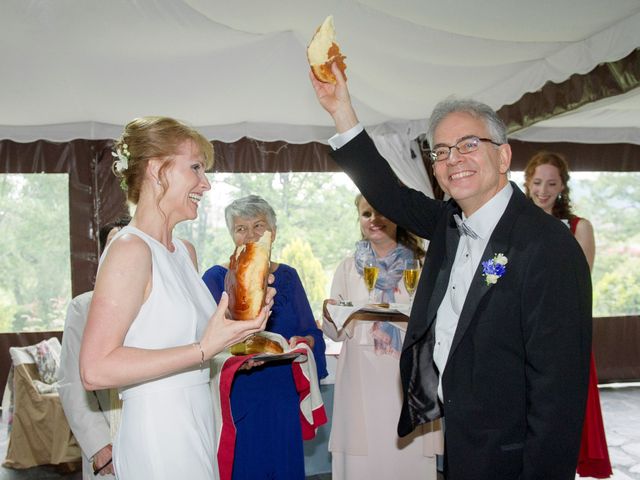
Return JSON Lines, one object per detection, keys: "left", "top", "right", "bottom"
{"left": 0, "top": 139, "right": 127, "bottom": 298}
{"left": 3, "top": 2, "right": 640, "bottom": 145}
{"left": 499, "top": 49, "right": 640, "bottom": 135}
{"left": 368, "top": 124, "right": 434, "bottom": 198}
{"left": 212, "top": 138, "right": 338, "bottom": 172}
{"left": 509, "top": 140, "right": 640, "bottom": 172}
{"left": 1, "top": 136, "right": 638, "bottom": 302}
{"left": 593, "top": 316, "right": 640, "bottom": 384}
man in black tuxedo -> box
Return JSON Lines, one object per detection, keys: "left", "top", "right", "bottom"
{"left": 310, "top": 65, "right": 592, "bottom": 480}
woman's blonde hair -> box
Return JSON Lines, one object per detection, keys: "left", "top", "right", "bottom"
{"left": 113, "top": 116, "right": 214, "bottom": 204}
{"left": 355, "top": 194, "right": 425, "bottom": 261}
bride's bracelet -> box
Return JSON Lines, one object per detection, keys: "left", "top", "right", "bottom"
{"left": 193, "top": 342, "right": 204, "bottom": 369}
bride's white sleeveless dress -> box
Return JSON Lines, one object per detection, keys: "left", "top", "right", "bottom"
{"left": 108, "top": 226, "right": 217, "bottom": 479}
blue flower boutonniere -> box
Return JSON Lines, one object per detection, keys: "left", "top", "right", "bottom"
{"left": 481, "top": 253, "right": 508, "bottom": 286}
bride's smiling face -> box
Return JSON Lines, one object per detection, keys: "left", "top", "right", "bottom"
{"left": 157, "top": 139, "right": 211, "bottom": 223}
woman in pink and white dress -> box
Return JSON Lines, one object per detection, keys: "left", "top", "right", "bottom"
{"left": 323, "top": 194, "right": 442, "bottom": 480}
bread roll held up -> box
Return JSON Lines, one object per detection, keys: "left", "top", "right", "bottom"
{"left": 307, "top": 15, "right": 347, "bottom": 84}
{"left": 224, "top": 230, "right": 272, "bottom": 320}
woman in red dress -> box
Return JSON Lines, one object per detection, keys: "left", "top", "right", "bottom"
{"left": 525, "top": 151, "right": 612, "bottom": 478}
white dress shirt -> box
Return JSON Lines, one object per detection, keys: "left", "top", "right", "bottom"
{"left": 433, "top": 183, "right": 513, "bottom": 401}
{"left": 328, "top": 123, "right": 364, "bottom": 150}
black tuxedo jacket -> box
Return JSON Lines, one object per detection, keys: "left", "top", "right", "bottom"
{"left": 332, "top": 131, "right": 592, "bottom": 480}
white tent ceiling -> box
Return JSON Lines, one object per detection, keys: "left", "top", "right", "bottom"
{"left": 2, "top": 0, "right": 640, "bottom": 144}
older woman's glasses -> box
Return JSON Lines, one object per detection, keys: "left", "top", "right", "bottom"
{"left": 429, "top": 136, "right": 502, "bottom": 163}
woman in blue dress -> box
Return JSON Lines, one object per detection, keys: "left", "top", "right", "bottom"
{"left": 203, "top": 194, "right": 328, "bottom": 480}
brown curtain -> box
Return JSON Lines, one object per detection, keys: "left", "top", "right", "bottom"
{"left": 213, "top": 138, "right": 338, "bottom": 172}
{"left": 2, "top": 128, "right": 639, "bottom": 389}
{"left": 0, "top": 139, "right": 128, "bottom": 297}
{"left": 2, "top": 134, "right": 639, "bottom": 296}
{"left": 510, "top": 140, "right": 640, "bottom": 172}
{"left": 499, "top": 48, "right": 640, "bottom": 133}
{"left": 0, "top": 137, "right": 342, "bottom": 297}
{"left": 594, "top": 316, "right": 640, "bottom": 384}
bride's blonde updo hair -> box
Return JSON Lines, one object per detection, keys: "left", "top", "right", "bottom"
{"left": 113, "top": 116, "right": 214, "bottom": 204}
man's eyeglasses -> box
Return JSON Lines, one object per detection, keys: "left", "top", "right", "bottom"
{"left": 429, "top": 136, "right": 502, "bottom": 163}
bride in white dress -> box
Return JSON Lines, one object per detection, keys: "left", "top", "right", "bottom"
{"left": 79, "top": 117, "right": 271, "bottom": 479}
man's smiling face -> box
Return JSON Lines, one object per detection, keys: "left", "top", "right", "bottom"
{"left": 432, "top": 111, "right": 511, "bottom": 216}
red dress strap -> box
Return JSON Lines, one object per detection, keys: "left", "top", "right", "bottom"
{"left": 569, "top": 216, "right": 581, "bottom": 235}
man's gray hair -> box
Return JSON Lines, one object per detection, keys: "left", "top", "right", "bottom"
{"left": 224, "top": 195, "right": 277, "bottom": 233}
{"left": 426, "top": 98, "right": 508, "bottom": 148}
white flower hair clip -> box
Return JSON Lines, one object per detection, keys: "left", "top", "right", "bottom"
{"left": 112, "top": 143, "right": 130, "bottom": 173}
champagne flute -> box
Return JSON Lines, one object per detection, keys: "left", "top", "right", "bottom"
{"left": 363, "top": 255, "right": 379, "bottom": 303}
{"left": 403, "top": 259, "right": 420, "bottom": 303}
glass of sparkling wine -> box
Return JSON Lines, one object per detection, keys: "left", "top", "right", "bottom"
{"left": 363, "top": 256, "right": 379, "bottom": 303}
{"left": 403, "top": 259, "right": 420, "bottom": 303}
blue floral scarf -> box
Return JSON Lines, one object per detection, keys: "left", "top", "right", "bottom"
{"left": 354, "top": 240, "right": 414, "bottom": 358}
{"left": 354, "top": 240, "right": 414, "bottom": 303}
